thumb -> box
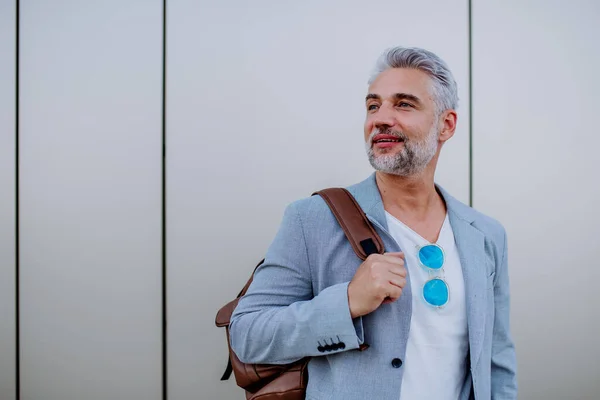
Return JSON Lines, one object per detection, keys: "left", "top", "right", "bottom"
{"left": 385, "top": 252, "right": 404, "bottom": 259}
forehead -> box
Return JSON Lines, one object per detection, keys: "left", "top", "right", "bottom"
{"left": 367, "top": 68, "right": 434, "bottom": 102}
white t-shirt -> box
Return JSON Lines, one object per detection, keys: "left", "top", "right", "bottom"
{"left": 384, "top": 211, "right": 469, "bottom": 400}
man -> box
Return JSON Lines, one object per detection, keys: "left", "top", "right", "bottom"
{"left": 229, "top": 46, "right": 517, "bottom": 399}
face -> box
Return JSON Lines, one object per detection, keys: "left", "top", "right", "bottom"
{"left": 364, "top": 68, "right": 453, "bottom": 177}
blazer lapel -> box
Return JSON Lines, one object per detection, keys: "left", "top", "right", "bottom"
{"left": 447, "top": 206, "right": 488, "bottom": 369}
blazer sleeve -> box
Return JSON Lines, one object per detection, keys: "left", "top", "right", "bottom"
{"left": 229, "top": 201, "right": 365, "bottom": 365}
{"left": 491, "top": 228, "right": 518, "bottom": 399}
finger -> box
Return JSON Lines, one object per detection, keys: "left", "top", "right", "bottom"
{"left": 381, "top": 255, "right": 405, "bottom": 266}
{"left": 384, "top": 292, "right": 401, "bottom": 303}
{"left": 384, "top": 252, "right": 405, "bottom": 259}
{"left": 383, "top": 284, "right": 403, "bottom": 302}
{"left": 389, "top": 266, "right": 407, "bottom": 278}
{"left": 389, "top": 277, "right": 407, "bottom": 289}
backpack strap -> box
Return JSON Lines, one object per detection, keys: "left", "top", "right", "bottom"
{"left": 313, "top": 188, "right": 385, "bottom": 260}
{"left": 216, "top": 259, "right": 264, "bottom": 381}
{"left": 220, "top": 358, "right": 233, "bottom": 381}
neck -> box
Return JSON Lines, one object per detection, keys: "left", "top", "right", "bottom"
{"left": 375, "top": 167, "right": 445, "bottom": 220}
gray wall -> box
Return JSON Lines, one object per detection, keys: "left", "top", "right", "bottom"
{"left": 472, "top": 1, "right": 600, "bottom": 399}
{"left": 165, "top": 2, "right": 469, "bottom": 399}
{"left": 18, "top": 1, "right": 163, "bottom": 399}
{"left": 0, "top": 0, "right": 16, "bottom": 399}
{"left": 0, "top": 1, "right": 598, "bottom": 399}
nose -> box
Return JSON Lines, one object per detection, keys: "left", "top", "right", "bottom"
{"left": 371, "top": 103, "right": 396, "bottom": 131}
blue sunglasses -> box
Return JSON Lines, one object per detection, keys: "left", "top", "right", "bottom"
{"left": 417, "top": 243, "right": 449, "bottom": 307}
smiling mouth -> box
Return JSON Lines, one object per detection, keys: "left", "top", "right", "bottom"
{"left": 374, "top": 138, "right": 404, "bottom": 144}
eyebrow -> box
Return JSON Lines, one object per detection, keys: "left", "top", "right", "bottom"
{"left": 365, "top": 93, "right": 422, "bottom": 105}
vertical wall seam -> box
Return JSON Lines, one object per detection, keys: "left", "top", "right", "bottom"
{"left": 161, "top": 0, "right": 168, "bottom": 399}
{"left": 468, "top": 0, "right": 474, "bottom": 207}
{"left": 15, "top": 0, "right": 20, "bottom": 398}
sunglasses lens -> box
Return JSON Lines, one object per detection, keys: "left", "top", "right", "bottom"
{"left": 418, "top": 244, "right": 444, "bottom": 270}
{"left": 423, "top": 278, "right": 449, "bottom": 307}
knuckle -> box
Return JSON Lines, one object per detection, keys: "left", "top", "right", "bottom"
{"left": 367, "top": 267, "right": 375, "bottom": 279}
{"left": 367, "top": 254, "right": 381, "bottom": 262}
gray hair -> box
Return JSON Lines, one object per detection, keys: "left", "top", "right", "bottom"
{"left": 368, "top": 46, "right": 459, "bottom": 113}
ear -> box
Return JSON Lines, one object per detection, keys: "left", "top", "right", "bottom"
{"left": 438, "top": 110, "right": 457, "bottom": 142}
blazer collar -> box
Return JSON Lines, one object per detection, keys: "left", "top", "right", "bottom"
{"left": 346, "top": 172, "right": 476, "bottom": 227}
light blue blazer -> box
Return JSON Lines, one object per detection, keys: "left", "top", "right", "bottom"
{"left": 229, "top": 173, "right": 517, "bottom": 399}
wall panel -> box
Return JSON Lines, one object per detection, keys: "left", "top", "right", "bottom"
{"left": 0, "top": 0, "right": 16, "bottom": 398}
{"left": 166, "top": 1, "right": 471, "bottom": 398}
{"left": 472, "top": 1, "right": 600, "bottom": 398}
{"left": 19, "top": 1, "right": 163, "bottom": 399}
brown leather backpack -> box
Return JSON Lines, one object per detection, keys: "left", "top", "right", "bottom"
{"left": 215, "top": 188, "right": 385, "bottom": 400}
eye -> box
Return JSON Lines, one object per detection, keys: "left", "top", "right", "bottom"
{"left": 397, "top": 102, "right": 414, "bottom": 108}
{"left": 367, "top": 104, "right": 379, "bottom": 111}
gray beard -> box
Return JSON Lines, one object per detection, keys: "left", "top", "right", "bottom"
{"left": 365, "top": 124, "right": 439, "bottom": 177}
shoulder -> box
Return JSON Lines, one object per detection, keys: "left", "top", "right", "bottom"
{"left": 278, "top": 180, "right": 373, "bottom": 239}
{"left": 471, "top": 209, "right": 507, "bottom": 242}
{"left": 282, "top": 192, "right": 336, "bottom": 229}
{"left": 441, "top": 187, "right": 507, "bottom": 248}
{"left": 444, "top": 192, "right": 509, "bottom": 269}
